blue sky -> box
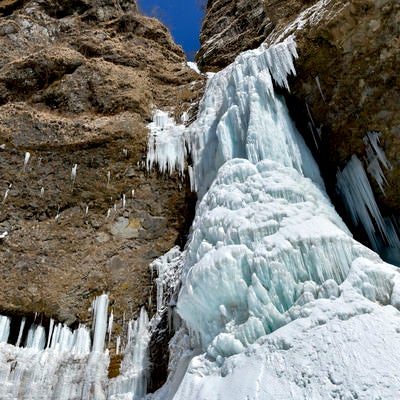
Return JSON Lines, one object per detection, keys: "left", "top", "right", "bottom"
{"left": 137, "top": 0, "right": 204, "bottom": 59}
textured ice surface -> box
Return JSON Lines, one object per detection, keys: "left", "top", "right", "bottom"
{"left": 149, "top": 37, "right": 400, "bottom": 400}
{"left": 146, "top": 110, "right": 187, "bottom": 176}
{"left": 0, "top": 294, "right": 153, "bottom": 399}
{"left": 178, "top": 159, "right": 375, "bottom": 356}
{"left": 186, "top": 36, "right": 324, "bottom": 199}
{"left": 173, "top": 290, "right": 400, "bottom": 400}
{"left": 0, "top": 295, "right": 109, "bottom": 399}
{"left": 108, "top": 308, "right": 150, "bottom": 400}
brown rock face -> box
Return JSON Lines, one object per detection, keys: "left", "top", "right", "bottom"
{"left": 195, "top": 0, "right": 317, "bottom": 71}
{"left": 195, "top": 0, "right": 272, "bottom": 71}
{"left": 197, "top": 0, "right": 400, "bottom": 260}
{"left": 0, "top": 0, "right": 202, "bottom": 334}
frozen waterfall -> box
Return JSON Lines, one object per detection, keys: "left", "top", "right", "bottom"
{"left": 0, "top": 31, "right": 400, "bottom": 399}
{"left": 149, "top": 37, "right": 400, "bottom": 400}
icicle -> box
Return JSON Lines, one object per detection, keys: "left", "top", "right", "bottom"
{"left": 92, "top": 293, "right": 109, "bottom": 352}
{"left": 364, "top": 131, "right": 391, "bottom": 194}
{"left": 107, "top": 171, "right": 111, "bottom": 186}
{"left": 116, "top": 335, "right": 121, "bottom": 355}
{"left": 122, "top": 194, "right": 126, "bottom": 209}
{"left": 315, "top": 75, "right": 326, "bottom": 103}
{"left": 108, "top": 310, "right": 113, "bottom": 345}
{"left": 188, "top": 165, "right": 195, "bottom": 192}
{"left": 15, "top": 317, "right": 26, "bottom": 347}
{"left": 71, "top": 325, "right": 91, "bottom": 354}
{"left": 71, "top": 164, "right": 77, "bottom": 185}
{"left": 55, "top": 205, "right": 60, "bottom": 221}
{"left": 40, "top": 186, "right": 44, "bottom": 198}
{"left": 0, "top": 315, "right": 10, "bottom": 343}
{"left": 46, "top": 318, "right": 54, "bottom": 349}
{"left": 336, "top": 155, "right": 398, "bottom": 250}
{"left": 22, "top": 152, "right": 30, "bottom": 172}
{"left": 25, "top": 324, "right": 46, "bottom": 350}
{"left": 2, "top": 184, "right": 11, "bottom": 205}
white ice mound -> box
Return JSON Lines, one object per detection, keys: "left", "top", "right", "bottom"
{"left": 177, "top": 158, "right": 393, "bottom": 359}
{"left": 173, "top": 293, "right": 400, "bottom": 400}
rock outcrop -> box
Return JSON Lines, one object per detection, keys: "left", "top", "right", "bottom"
{"left": 0, "top": 0, "right": 202, "bottom": 338}
{"left": 195, "top": 0, "right": 272, "bottom": 71}
{"left": 196, "top": 0, "right": 400, "bottom": 261}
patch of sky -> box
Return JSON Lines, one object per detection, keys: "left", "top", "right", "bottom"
{"left": 137, "top": 0, "right": 205, "bottom": 60}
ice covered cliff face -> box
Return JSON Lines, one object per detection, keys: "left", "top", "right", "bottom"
{"left": 151, "top": 37, "right": 400, "bottom": 400}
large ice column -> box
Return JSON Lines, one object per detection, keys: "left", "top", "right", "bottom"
{"left": 92, "top": 293, "right": 109, "bottom": 353}
{"left": 186, "top": 36, "right": 324, "bottom": 199}
{"left": 176, "top": 37, "right": 360, "bottom": 358}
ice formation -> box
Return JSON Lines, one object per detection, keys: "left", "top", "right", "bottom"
{"left": 186, "top": 36, "right": 324, "bottom": 199}
{"left": 0, "top": 295, "right": 108, "bottom": 399}
{"left": 148, "top": 37, "right": 400, "bottom": 400}
{"left": 337, "top": 145, "right": 399, "bottom": 261}
{"left": 146, "top": 110, "right": 187, "bottom": 176}
{"left": 363, "top": 131, "right": 391, "bottom": 194}
{"left": 0, "top": 19, "right": 399, "bottom": 400}
{"left": 0, "top": 294, "right": 153, "bottom": 399}
{"left": 108, "top": 308, "right": 150, "bottom": 400}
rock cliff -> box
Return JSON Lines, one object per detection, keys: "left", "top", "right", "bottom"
{"left": 196, "top": 0, "right": 400, "bottom": 261}
{"left": 0, "top": 0, "right": 202, "bottom": 343}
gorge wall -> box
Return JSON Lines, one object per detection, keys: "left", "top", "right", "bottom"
{"left": 196, "top": 0, "right": 400, "bottom": 261}
{"left": 0, "top": 0, "right": 202, "bottom": 351}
